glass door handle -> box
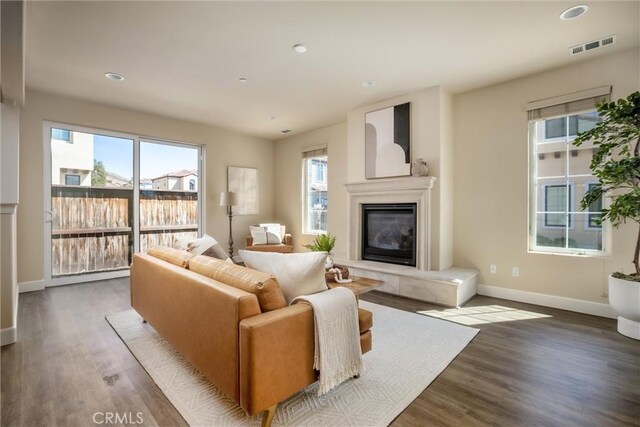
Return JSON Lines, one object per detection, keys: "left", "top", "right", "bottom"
{"left": 45, "top": 210, "right": 54, "bottom": 223}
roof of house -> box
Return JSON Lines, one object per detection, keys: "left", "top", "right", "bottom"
{"left": 151, "top": 169, "right": 197, "bottom": 180}
{"left": 106, "top": 171, "right": 131, "bottom": 183}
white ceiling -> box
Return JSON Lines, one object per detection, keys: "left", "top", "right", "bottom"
{"left": 26, "top": 1, "right": 640, "bottom": 140}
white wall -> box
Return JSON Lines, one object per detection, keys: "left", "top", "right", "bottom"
{"left": 18, "top": 90, "right": 276, "bottom": 283}
{"left": 1, "top": 103, "right": 20, "bottom": 204}
{"left": 347, "top": 86, "right": 454, "bottom": 270}
{"left": 453, "top": 48, "right": 639, "bottom": 304}
{"left": 1, "top": 103, "right": 21, "bottom": 344}
{"left": 0, "top": 0, "right": 25, "bottom": 346}
{"left": 274, "top": 122, "right": 348, "bottom": 254}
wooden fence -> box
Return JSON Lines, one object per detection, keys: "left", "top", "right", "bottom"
{"left": 51, "top": 186, "right": 198, "bottom": 277}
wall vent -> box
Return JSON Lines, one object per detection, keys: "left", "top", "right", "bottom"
{"left": 569, "top": 34, "right": 616, "bottom": 56}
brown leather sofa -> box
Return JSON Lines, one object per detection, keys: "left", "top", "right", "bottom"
{"left": 130, "top": 248, "right": 372, "bottom": 427}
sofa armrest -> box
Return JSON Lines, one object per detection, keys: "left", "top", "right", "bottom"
{"left": 131, "top": 253, "right": 261, "bottom": 402}
{"left": 239, "top": 304, "right": 316, "bottom": 415}
{"left": 246, "top": 235, "right": 254, "bottom": 247}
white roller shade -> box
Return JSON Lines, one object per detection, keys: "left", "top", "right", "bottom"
{"left": 302, "top": 147, "right": 328, "bottom": 158}
{"left": 527, "top": 86, "right": 611, "bottom": 120}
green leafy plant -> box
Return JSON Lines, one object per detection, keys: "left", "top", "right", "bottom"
{"left": 92, "top": 159, "right": 107, "bottom": 187}
{"left": 573, "top": 91, "right": 640, "bottom": 280}
{"left": 304, "top": 233, "right": 336, "bottom": 253}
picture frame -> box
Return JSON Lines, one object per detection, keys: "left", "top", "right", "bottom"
{"left": 227, "top": 166, "right": 259, "bottom": 215}
{"left": 364, "top": 102, "right": 411, "bottom": 179}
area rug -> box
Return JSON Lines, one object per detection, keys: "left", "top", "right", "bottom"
{"left": 106, "top": 301, "right": 478, "bottom": 426}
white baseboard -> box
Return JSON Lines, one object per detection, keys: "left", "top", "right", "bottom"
{"left": 19, "top": 279, "right": 45, "bottom": 293}
{"left": 477, "top": 284, "right": 617, "bottom": 319}
{"left": 1, "top": 327, "right": 17, "bottom": 346}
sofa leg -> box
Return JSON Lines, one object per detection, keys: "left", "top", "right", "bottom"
{"left": 142, "top": 319, "right": 147, "bottom": 323}
{"left": 261, "top": 404, "right": 277, "bottom": 427}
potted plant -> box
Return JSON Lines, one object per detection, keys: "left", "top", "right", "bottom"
{"left": 573, "top": 91, "right": 640, "bottom": 339}
{"left": 304, "top": 233, "right": 337, "bottom": 268}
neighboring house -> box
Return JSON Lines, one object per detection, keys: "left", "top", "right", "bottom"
{"left": 151, "top": 169, "right": 198, "bottom": 191}
{"left": 139, "top": 178, "right": 153, "bottom": 190}
{"left": 50, "top": 128, "right": 93, "bottom": 186}
{"left": 308, "top": 158, "right": 327, "bottom": 208}
{"left": 105, "top": 171, "right": 132, "bottom": 188}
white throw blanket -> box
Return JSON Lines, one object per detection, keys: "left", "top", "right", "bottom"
{"left": 292, "top": 287, "right": 364, "bottom": 395}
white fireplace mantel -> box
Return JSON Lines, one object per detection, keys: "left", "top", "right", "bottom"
{"left": 344, "top": 176, "right": 437, "bottom": 271}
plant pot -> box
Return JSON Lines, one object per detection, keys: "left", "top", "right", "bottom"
{"left": 609, "top": 274, "right": 640, "bottom": 340}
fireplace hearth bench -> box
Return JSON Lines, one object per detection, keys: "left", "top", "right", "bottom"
{"left": 334, "top": 257, "right": 479, "bottom": 307}
{"left": 130, "top": 248, "right": 372, "bottom": 427}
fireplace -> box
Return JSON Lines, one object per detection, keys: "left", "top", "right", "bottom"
{"left": 361, "top": 203, "right": 417, "bottom": 267}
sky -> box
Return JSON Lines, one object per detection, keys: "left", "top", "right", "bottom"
{"left": 92, "top": 134, "right": 198, "bottom": 180}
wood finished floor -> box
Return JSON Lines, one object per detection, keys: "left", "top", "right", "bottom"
{"left": 1, "top": 278, "right": 639, "bottom": 427}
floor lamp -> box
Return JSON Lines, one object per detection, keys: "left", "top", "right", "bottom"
{"left": 220, "top": 191, "right": 238, "bottom": 257}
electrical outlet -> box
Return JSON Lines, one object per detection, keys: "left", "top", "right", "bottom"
{"left": 489, "top": 264, "right": 497, "bottom": 274}
{"left": 512, "top": 267, "right": 519, "bottom": 277}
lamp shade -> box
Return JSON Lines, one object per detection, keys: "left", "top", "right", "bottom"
{"left": 220, "top": 191, "right": 238, "bottom": 207}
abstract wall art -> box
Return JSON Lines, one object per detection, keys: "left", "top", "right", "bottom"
{"left": 227, "top": 166, "right": 259, "bottom": 215}
{"left": 365, "top": 102, "right": 411, "bottom": 179}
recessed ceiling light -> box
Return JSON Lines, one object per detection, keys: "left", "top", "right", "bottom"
{"left": 238, "top": 77, "right": 248, "bottom": 83}
{"left": 105, "top": 72, "right": 124, "bottom": 81}
{"left": 292, "top": 44, "right": 307, "bottom": 53}
{"left": 560, "top": 5, "right": 589, "bottom": 20}
{"left": 281, "top": 129, "right": 292, "bottom": 134}
{"left": 361, "top": 80, "right": 376, "bottom": 88}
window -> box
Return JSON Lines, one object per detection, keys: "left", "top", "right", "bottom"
{"left": 64, "top": 174, "right": 81, "bottom": 186}
{"left": 314, "top": 159, "right": 326, "bottom": 182}
{"left": 544, "top": 184, "right": 571, "bottom": 227}
{"left": 528, "top": 91, "right": 608, "bottom": 255}
{"left": 542, "top": 113, "right": 600, "bottom": 141}
{"left": 587, "top": 183, "right": 603, "bottom": 229}
{"left": 302, "top": 147, "right": 328, "bottom": 234}
{"left": 52, "top": 128, "right": 71, "bottom": 142}
{"left": 46, "top": 121, "right": 204, "bottom": 284}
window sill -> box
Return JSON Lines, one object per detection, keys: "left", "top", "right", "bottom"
{"left": 302, "top": 231, "right": 326, "bottom": 236}
{"left": 528, "top": 249, "right": 610, "bottom": 259}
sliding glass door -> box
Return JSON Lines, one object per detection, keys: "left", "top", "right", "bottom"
{"left": 139, "top": 140, "right": 201, "bottom": 252}
{"left": 44, "top": 122, "right": 203, "bottom": 286}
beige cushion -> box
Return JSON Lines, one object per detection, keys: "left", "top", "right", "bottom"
{"left": 249, "top": 226, "right": 281, "bottom": 245}
{"left": 238, "top": 250, "right": 328, "bottom": 304}
{"left": 259, "top": 223, "right": 285, "bottom": 241}
{"left": 174, "top": 234, "right": 233, "bottom": 262}
{"left": 147, "top": 246, "right": 193, "bottom": 268}
{"left": 188, "top": 255, "right": 286, "bottom": 312}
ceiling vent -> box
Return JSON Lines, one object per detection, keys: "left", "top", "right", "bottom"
{"left": 569, "top": 35, "right": 616, "bottom": 56}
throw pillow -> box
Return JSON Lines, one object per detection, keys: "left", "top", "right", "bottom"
{"left": 174, "top": 234, "right": 232, "bottom": 263}
{"left": 173, "top": 234, "right": 194, "bottom": 251}
{"left": 250, "top": 226, "right": 281, "bottom": 245}
{"left": 259, "top": 223, "right": 284, "bottom": 241}
{"left": 239, "top": 250, "right": 328, "bottom": 303}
